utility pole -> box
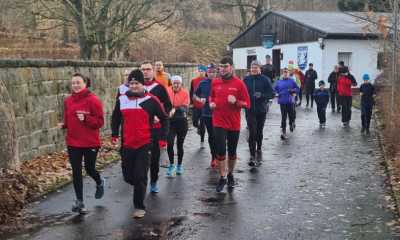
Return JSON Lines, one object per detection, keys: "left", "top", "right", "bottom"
{"left": 392, "top": 0, "right": 398, "bottom": 129}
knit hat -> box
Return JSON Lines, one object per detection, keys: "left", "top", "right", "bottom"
{"left": 207, "top": 63, "right": 216, "bottom": 73}
{"left": 171, "top": 75, "right": 183, "bottom": 83}
{"left": 198, "top": 65, "right": 207, "bottom": 72}
{"left": 363, "top": 74, "right": 370, "bottom": 81}
{"left": 128, "top": 69, "right": 144, "bottom": 85}
{"left": 318, "top": 80, "right": 325, "bottom": 86}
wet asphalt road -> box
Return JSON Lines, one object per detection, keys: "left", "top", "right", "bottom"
{"left": 4, "top": 104, "right": 400, "bottom": 240}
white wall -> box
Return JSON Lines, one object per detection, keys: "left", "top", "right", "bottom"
{"left": 323, "top": 39, "right": 382, "bottom": 86}
{"left": 232, "top": 41, "right": 323, "bottom": 80}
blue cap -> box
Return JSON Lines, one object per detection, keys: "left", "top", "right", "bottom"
{"left": 363, "top": 74, "right": 370, "bottom": 81}
{"left": 198, "top": 65, "right": 207, "bottom": 72}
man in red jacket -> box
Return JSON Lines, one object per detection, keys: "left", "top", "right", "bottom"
{"left": 115, "top": 70, "right": 168, "bottom": 218}
{"left": 210, "top": 56, "right": 250, "bottom": 192}
{"left": 141, "top": 61, "right": 172, "bottom": 193}
{"left": 337, "top": 66, "right": 357, "bottom": 127}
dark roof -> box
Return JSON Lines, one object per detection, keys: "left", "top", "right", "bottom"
{"left": 229, "top": 11, "right": 385, "bottom": 46}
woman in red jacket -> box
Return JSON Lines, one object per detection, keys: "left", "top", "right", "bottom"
{"left": 59, "top": 73, "right": 105, "bottom": 214}
{"left": 337, "top": 67, "right": 357, "bottom": 127}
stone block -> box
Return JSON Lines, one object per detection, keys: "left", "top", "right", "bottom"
{"left": 38, "top": 144, "right": 56, "bottom": 156}
{"left": 17, "top": 136, "right": 29, "bottom": 154}
{"left": 30, "top": 130, "right": 42, "bottom": 149}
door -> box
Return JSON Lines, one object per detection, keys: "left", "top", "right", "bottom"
{"left": 247, "top": 55, "right": 257, "bottom": 70}
{"left": 272, "top": 49, "right": 281, "bottom": 77}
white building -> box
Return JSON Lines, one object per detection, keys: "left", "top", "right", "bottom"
{"left": 229, "top": 11, "right": 385, "bottom": 85}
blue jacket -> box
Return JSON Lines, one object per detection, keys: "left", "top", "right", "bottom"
{"left": 274, "top": 78, "right": 299, "bottom": 105}
{"left": 313, "top": 89, "right": 330, "bottom": 108}
{"left": 244, "top": 74, "right": 274, "bottom": 114}
{"left": 195, "top": 78, "right": 212, "bottom": 118}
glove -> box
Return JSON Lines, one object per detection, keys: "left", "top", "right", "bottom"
{"left": 111, "top": 137, "right": 118, "bottom": 145}
{"left": 159, "top": 140, "right": 167, "bottom": 149}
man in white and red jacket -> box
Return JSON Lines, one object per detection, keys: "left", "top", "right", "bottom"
{"left": 113, "top": 69, "right": 168, "bottom": 218}
{"left": 210, "top": 56, "right": 250, "bottom": 193}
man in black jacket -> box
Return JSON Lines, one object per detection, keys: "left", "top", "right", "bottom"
{"left": 244, "top": 60, "right": 274, "bottom": 166}
{"left": 261, "top": 55, "right": 276, "bottom": 82}
{"left": 328, "top": 65, "right": 340, "bottom": 112}
{"left": 305, "top": 63, "right": 318, "bottom": 108}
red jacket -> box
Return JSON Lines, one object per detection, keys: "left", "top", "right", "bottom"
{"left": 210, "top": 76, "right": 250, "bottom": 131}
{"left": 63, "top": 88, "right": 104, "bottom": 148}
{"left": 337, "top": 75, "right": 353, "bottom": 97}
{"left": 190, "top": 76, "right": 206, "bottom": 109}
{"left": 119, "top": 93, "right": 168, "bottom": 149}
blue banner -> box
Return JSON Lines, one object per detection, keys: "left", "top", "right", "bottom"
{"left": 297, "top": 46, "right": 308, "bottom": 70}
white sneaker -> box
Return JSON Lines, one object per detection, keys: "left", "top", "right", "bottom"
{"left": 133, "top": 209, "right": 146, "bottom": 218}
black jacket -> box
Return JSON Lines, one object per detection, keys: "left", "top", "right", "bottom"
{"left": 305, "top": 69, "right": 318, "bottom": 89}
{"left": 243, "top": 74, "right": 274, "bottom": 114}
{"left": 328, "top": 71, "right": 339, "bottom": 93}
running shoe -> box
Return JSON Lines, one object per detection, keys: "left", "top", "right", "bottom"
{"left": 280, "top": 133, "right": 288, "bottom": 140}
{"left": 133, "top": 209, "right": 146, "bottom": 219}
{"left": 166, "top": 164, "right": 176, "bottom": 177}
{"left": 72, "top": 200, "right": 87, "bottom": 214}
{"left": 176, "top": 164, "right": 184, "bottom": 175}
{"left": 150, "top": 182, "right": 159, "bottom": 193}
{"left": 216, "top": 177, "right": 227, "bottom": 192}
{"left": 227, "top": 173, "right": 235, "bottom": 188}
{"left": 248, "top": 156, "right": 256, "bottom": 167}
{"left": 95, "top": 177, "right": 105, "bottom": 199}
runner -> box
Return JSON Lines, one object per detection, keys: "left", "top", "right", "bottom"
{"left": 194, "top": 63, "right": 218, "bottom": 168}
{"left": 313, "top": 80, "right": 330, "bottom": 128}
{"left": 59, "top": 73, "right": 105, "bottom": 214}
{"left": 274, "top": 68, "right": 300, "bottom": 140}
{"left": 304, "top": 63, "right": 318, "bottom": 108}
{"left": 166, "top": 75, "right": 190, "bottom": 177}
{"left": 359, "top": 74, "right": 375, "bottom": 134}
{"left": 154, "top": 61, "right": 172, "bottom": 88}
{"left": 117, "top": 70, "right": 168, "bottom": 218}
{"left": 294, "top": 66, "right": 305, "bottom": 106}
{"left": 141, "top": 61, "right": 172, "bottom": 193}
{"left": 210, "top": 56, "right": 250, "bottom": 192}
{"left": 243, "top": 60, "right": 274, "bottom": 166}
{"left": 328, "top": 65, "right": 340, "bottom": 112}
{"left": 190, "top": 65, "right": 207, "bottom": 148}
{"left": 337, "top": 66, "right": 357, "bottom": 127}
{"left": 261, "top": 54, "right": 276, "bottom": 82}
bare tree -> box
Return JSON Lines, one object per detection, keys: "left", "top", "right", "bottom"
{"left": 211, "top": 0, "right": 266, "bottom": 32}
{"left": 33, "top": 0, "right": 179, "bottom": 60}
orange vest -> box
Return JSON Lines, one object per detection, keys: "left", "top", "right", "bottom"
{"left": 168, "top": 87, "right": 190, "bottom": 108}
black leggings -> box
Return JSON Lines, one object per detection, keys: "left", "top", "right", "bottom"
{"left": 306, "top": 88, "right": 315, "bottom": 107}
{"left": 214, "top": 127, "right": 240, "bottom": 161}
{"left": 317, "top": 106, "right": 327, "bottom": 124}
{"left": 192, "top": 108, "right": 205, "bottom": 142}
{"left": 246, "top": 112, "right": 267, "bottom": 156}
{"left": 203, "top": 117, "right": 217, "bottom": 159}
{"left": 280, "top": 104, "right": 295, "bottom": 132}
{"left": 122, "top": 145, "right": 150, "bottom": 210}
{"left": 68, "top": 146, "right": 102, "bottom": 201}
{"left": 340, "top": 96, "right": 352, "bottom": 123}
{"left": 167, "top": 119, "right": 188, "bottom": 165}
{"left": 150, "top": 129, "right": 160, "bottom": 184}
{"left": 361, "top": 104, "right": 373, "bottom": 130}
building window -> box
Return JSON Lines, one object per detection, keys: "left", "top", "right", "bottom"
{"left": 338, "top": 52, "right": 352, "bottom": 68}
{"left": 377, "top": 52, "right": 387, "bottom": 70}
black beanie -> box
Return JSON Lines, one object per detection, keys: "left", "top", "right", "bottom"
{"left": 128, "top": 69, "right": 144, "bottom": 85}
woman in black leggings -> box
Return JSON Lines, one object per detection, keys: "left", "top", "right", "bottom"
{"left": 166, "top": 75, "right": 190, "bottom": 176}
{"left": 59, "top": 73, "right": 105, "bottom": 214}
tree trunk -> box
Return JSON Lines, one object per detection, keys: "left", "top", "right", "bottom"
{"left": 0, "top": 79, "right": 18, "bottom": 169}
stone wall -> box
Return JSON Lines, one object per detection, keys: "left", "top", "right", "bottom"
{"left": 0, "top": 60, "right": 197, "bottom": 162}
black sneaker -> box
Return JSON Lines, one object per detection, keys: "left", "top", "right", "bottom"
{"left": 280, "top": 133, "right": 288, "bottom": 140}
{"left": 95, "top": 177, "right": 105, "bottom": 199}
{"left": 289, "top": 124, "right": 295, "bottom": 132}
{"left": 72, "top": 200, "right": 87, "bottom": 214}
{"left": 216, "top": 177, "right": 227, "bottom": 192}
{"left": 227, "top": 173, "right": 235, "bottom": 188}
{"left": 248, "top": 156, "right": 256, "bottom": 167}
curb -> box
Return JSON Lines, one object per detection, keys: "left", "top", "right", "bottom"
{"left": 374, "top": 112, "right": 400, "bottom": 216}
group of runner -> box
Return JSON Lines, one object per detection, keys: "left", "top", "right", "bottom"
{"left": 59, "top": 55, "right": 376, "bottom": 219}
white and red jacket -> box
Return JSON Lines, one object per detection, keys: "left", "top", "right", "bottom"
{"left": 210, "top": 76, "right": 250, "bottom": 131}
{"left": 111, "top": 84, "right": 129, "bottom": 136}
{"left": 114, "top": 92, "right": 168, "bottom": 149}
{"left": 144, "top": 80, "right": 172, "bottom": 130}
{"left": 63, "top": 88, "right": 104, "bottom": 148}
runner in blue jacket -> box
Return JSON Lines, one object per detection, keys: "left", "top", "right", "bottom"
{"left": 274, "top": 68, "right": 300, "bottom": 140}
